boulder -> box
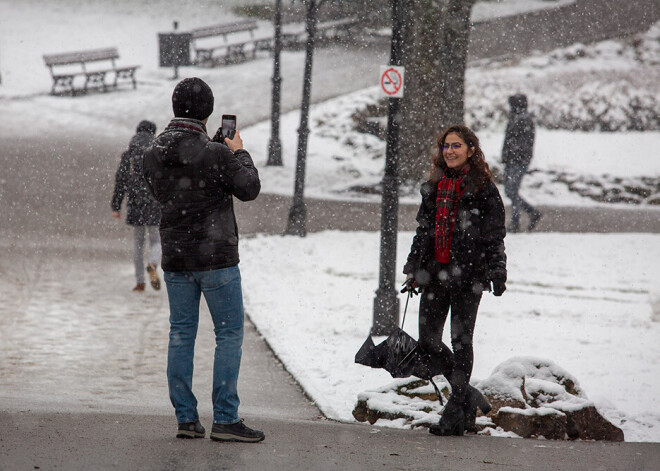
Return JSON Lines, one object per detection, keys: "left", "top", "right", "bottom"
{"left": 494, "top": 407, "right": 567, "bottom": 440}
{"left": 479, "top": 357, "right": 624, "bottom": 441}
{"left": 565, "top": 405, "right": 625, "bottom": 441}
{"left": 352, "top": 377, "right": 450, "bottom": 427}
{"left": 353, "top": 356, "right": 624, "bottom": 441}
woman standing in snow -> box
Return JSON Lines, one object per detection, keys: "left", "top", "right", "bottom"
{"left": 403, "top": 124, "right": 507, "bottom": 436}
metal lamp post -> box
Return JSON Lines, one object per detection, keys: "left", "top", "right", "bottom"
{"left": 267, "top": 0, "right": 283, "bottom": 166}
{"left": 371, "top": 0, "right": 406, "bottom": 335}
{"left": 285, "top": 0, "right": 325, "bottom": 236}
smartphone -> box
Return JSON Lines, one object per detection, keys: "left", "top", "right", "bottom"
{"left": 221, "top": 114, "right": 237, "bottom": 140}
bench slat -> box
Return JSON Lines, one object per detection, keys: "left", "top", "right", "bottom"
{"left": 43, "top": 47, "right": 119, "bottom": 66}
{"left": 191, "top": 20, "right": 258, "bottom": 39}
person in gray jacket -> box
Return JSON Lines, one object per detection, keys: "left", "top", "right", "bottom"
{"left": 111, "top": 120, "right": 161, "bottom": 292}
{"left": 502, "top": 94, "right": 542, "bottom": 232}
{"left": 143, "top": 77, "right": 263, "bottom": 443}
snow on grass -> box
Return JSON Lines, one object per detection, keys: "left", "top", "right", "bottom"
{"left": 239, "top": 231, "right": 660, "bottom": 442}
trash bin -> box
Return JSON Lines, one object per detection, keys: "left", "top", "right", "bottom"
{"left": 158, "top": 32, "right": 192, "bottom": 67}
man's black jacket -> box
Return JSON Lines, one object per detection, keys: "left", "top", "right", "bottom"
{"left": 403, "top": 176, "right": 507, "bottom": 291}
{"left": 143, "top": 118, "right": 260, "bottom": 272}
{"left": 502, "top": 94, "right": 535, "bottom": 168}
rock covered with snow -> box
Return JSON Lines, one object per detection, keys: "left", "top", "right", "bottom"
{"left": 353, "top": 357, "right": 624, "bottom": 441}
{"left": 353, "top": 378, "right": 450, "bottom": 428}
{"left": 480, "top": 357, "right": 624, "bottom": 441}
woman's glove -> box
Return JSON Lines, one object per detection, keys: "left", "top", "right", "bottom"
{"left": 492, "top": 279, "right": 506, "bottom": 296}
{"left": 401, "top": 275, "right": 419, "bottom": 295}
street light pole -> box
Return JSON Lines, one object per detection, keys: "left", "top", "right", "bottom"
{"left": 172, "top": 21, "right": 180, "bottom": 80}
{"left": 371, "top": 0, "right": 405, "bottom": 335}
{"left": 285, "top": 0, "right": 323, "bottom": 236}
{"left": 267, "top": 0, "right": 283, "bottom": 166}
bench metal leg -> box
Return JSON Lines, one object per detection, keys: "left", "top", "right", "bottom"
{"left": 51, "top": 76, "right": 75, "bottom": 96}
{"left": 114, "top": 69, "right": 138, "bottom": 89}
{"left": 84, "top": 71, "right": 108, "bottom": 94}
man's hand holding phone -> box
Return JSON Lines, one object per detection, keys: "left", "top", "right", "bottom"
{"left": 224, "top": 130, "right": 243, "bottom": 153}
{"left": 212, "top": 114, "right": 242, "bottom": 152}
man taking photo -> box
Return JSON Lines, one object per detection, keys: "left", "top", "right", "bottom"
{"left": 143, "top": 77, "right": 263, "bottom": 442}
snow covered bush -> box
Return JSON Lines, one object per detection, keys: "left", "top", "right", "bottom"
{"left": 360, "top": 24, "right": 660, "bottom": 134}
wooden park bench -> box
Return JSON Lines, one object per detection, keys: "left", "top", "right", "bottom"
{"left": 317, "top": 17, "right": 360, "bottom": 41}
{"left": 190, "top": 19, "right": 260, "bottom": 66}
{"left": 43, "top": 47, "right": 139, "bottom": 96}
{"left": 281, "top": 17, "right": 359, "bottom": 48}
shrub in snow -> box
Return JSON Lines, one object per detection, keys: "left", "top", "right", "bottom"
{"left": 529, "top": 81, "right": 660, "bottom": 132}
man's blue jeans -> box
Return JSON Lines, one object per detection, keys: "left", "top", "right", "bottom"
{"left": 164, "top": 266, "right": 244, "bottom": 425}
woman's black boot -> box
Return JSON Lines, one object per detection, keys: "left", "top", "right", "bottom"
{"left": 463, "top": 385, "right": 492, "bottom": 433}
{"left": 429, "top": 397, "right": 465, "bottom": 436}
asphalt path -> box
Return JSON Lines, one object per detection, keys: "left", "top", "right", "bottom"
{"left": 2, "top": 411, "right": 658, "bottom": 471}
{"left": 1, "top": 135, "right": 658, "bottom": 244}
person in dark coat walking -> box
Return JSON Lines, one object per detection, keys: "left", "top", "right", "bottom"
{"left": 142, "top": 77, "right": 264, "bottom": 443}
{"left": 111, "top": 120, "right": 162, "bottom": 292}
{"left": 502, "top": 94, "right": 542, "bottom": 232}
{"left": 403, "top": 124, "right": 506, "bottom": 436}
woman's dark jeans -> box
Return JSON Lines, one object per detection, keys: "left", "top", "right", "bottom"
{"left": 418, "top": 278, "right": 482, "bottom": 400}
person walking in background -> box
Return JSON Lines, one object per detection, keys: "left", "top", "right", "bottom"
{"left": 403, "top": 124, "right": 506, "bottom": 436}
{"left": 142, "top": 77, "right": 264, "bottom": 442}
{"left": 502, "top": 93, "right": 542, "bottom": 232}
{"left": 111, "top": 120, "right": 162, "bottom": 292}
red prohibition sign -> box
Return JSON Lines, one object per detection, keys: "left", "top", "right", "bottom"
{"left": 381, "top": 68, "right": 403, "bottom": 96}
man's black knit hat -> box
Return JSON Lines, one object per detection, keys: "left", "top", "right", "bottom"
{"left": 172, "top": 77, "right": 214, "bottom": 121}
{"left": 136, "top": 120, "right": 156, "bottom": 134}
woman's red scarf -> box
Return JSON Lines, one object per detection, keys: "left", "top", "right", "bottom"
{"left": 435, "top": 165, "right": 470, "bottom": 263}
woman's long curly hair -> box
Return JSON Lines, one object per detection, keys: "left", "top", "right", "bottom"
{"left": 429, "top": 124, "right": 493, "bottom": 190}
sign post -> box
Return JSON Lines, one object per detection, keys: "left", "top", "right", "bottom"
{"left": 372, "top": 0, "right": 406, "bottom": 336}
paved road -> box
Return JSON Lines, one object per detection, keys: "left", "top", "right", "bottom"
{"left": 2, "top": 411, "right": 658, "bottom": 471}
{"left": 1, "top": 136, "right": 657, "bottom": 243}
{"left": 234, "top": 194, "right": 660, "bottom": 235}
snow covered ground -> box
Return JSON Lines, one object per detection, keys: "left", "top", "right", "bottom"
{"left": 1, "top": 0, "right": 659, "bottom": 445}
{"left": 239, "top": 231, "right": 660, "bottom": 442}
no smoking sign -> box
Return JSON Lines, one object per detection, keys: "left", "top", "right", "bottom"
{"left": 379, "top": 65, "right": 405, "bottom": 98}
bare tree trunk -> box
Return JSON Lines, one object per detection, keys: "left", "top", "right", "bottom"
{"left": 398, "top": 0, "right": 476, "bottom": 181}
{"left": 438, "top": 0, "right": 474, "bottom": 127}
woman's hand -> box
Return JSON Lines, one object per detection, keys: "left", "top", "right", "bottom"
{"left": 401, "top": 274, "right": 419, "bottom": 295}
{"left": 492, "top": 279, "right": 506, "bottom": 296}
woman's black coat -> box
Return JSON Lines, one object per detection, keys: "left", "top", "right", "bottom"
{"left": 403, "top": 175, "right": 507, "bottom": 291}
{"left": 111, "top": 130, "right": 161, "bottom": 226}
